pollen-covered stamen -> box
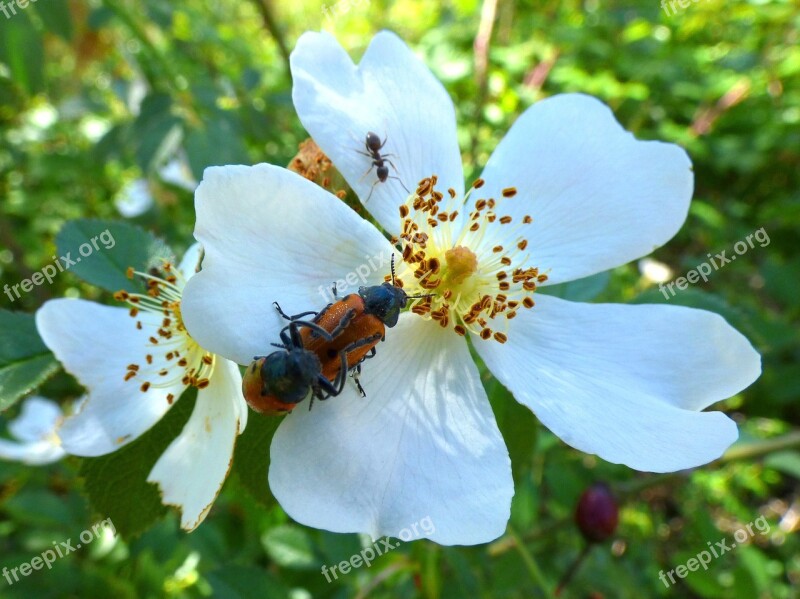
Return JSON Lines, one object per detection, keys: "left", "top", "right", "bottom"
{"left": 396, "top": 175, "right": 545, "bottom": 342}
{"left": 115, "top": 263, "right": 216, "bottom": 399}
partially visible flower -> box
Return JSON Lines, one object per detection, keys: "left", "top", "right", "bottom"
{"left": 0, "top": 396, "right": 68, "bottom": 465}
{"left": 115, "top": 179, "right": 154, "bottom": 218}
{"left": 36, "top": 244, "right": 247, "bottom": 530}
{"left": 638, "top": 257, "right": 674, "bottom": 284}
{"left": 181, "top": 32, "right": 760, "bottom": 545}
{"left": 116, "top": 155, "right": 197, "bottom": 219}
{"left": 159, "top": 156, "right": 198, "bottom": 192}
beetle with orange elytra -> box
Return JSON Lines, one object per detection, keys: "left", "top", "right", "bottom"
{"left": 243, "top": 256, "right": 430, "bottom": 414}
{"left": 276, "top": 255, "right": 431, "bottom": 395}
{"left": 242, "top": 314, "right": 378, "bottom": 415}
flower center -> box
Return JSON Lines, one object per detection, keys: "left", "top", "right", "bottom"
{"left": 393, "top": 175, "right": 547, "bottom": 342}
{"left": 443, "top": 246, "right": 478, "bottom": 286}
{"left": 113, "top": 262, "right": 215, "bottom": 404}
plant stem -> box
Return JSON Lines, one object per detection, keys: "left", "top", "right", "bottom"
{"left": 508, "top": 526, "right": 554, "bottom": 597}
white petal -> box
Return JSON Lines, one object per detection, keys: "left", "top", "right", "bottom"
{"left": 147, "top": 358, "right": 245, "bottom": 531}
{"left": 269, "top": 315, "right": 512, "bottom": 546}
{"left": 8, "top": 396, "right": 63, "bottom": 443}
{"left": 475, "top": 294, "right": 760, "bottom": 472}
{"left": 0, "top": 439, "right": 66, "bottom": 465}
{"left": 36, "top": 299, "right": 186, "bottom": 456}
{"left": 178, "top": 242, "right": 204, "bottom": 280}
{"left": 182, "top": 163, "right": 395, "bottom": 366}
{"left": 478, "top": 94, "right": 693, "bottom": 285}
{"left": 291, "top": 31, "right": 464, "bottom": 236}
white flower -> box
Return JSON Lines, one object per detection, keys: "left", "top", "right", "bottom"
{"left": 0, "top": 396, "right": 67, "bottom": 465}
{"left": 180, "top": 32, "right": 761, "bottom": 545}
{"left": 159, "top": 156, "right": 198, "bottom": 192}
{"left": 115, "top": 179, "right": 154, "bottom": 218}
{"left": 35, "top": 244, "right": 247, "bottom": 530}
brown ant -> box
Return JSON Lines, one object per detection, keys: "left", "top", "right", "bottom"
{"left": 357, "top": 131, "right": 410, "bottom": 201}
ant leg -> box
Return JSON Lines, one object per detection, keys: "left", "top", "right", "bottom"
{"left": 387, "top": 176, "right": 410, "bottom": 194}
{"left": 365, "top": 180, "right": 380, "bottom": 202}
{"left": 273, "top": 302, "right": 318, "bottom": 322}
{"left": 359, "top": 162, "right": 378, "bottom": 184}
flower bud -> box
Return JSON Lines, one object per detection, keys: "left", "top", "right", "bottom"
{"left": 575, "top": 483, "right": 619, "bottom": 543}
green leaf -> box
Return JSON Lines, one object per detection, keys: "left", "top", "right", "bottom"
{"left": 131, "top": 93, "right": 182, "bottom": 173}
{"left": 764, "top": 451, "right": 800, "bottom": 480}
{"left": 0, "top": 310, "right": 59, "bottom": 411}
{"left": 231, "top": 412, "right": 281, "bottom": 507}
{"left": 261, "top": 525, "right": 321, "bottom": 570}
{"left": 79, "top": 389, "right": 196, "bottom": 538}
{"left": 205, "top": 565, "right": 290, "bottom": 599}
{"left": 186, "top": 116, "right": 250, "bottom": 181}
{"left": 0, "top": 12, "right": 45, "bottom": 95}
{"left": 55, "top": 219, "right": 173, "bottom": 294}
{"left": 32, "top": 0, "right": 74, "bottom": 40}
{"left": 539, "top": 271, "right": 610, "bottom": 302}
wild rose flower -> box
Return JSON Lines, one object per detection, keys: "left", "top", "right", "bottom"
{"left": 0, "top": 396, "right": 67, "bottom": 465}
{"left": 180, "top": 32, "right": 760, "bottom": 545}
{"left": 36, "top": 244, "right": 247, "bottom": 530}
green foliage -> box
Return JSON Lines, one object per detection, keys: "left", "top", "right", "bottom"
{"left": 55, "top": 219, "right": 174, "bottom": 294}
{"left": 231, "top": 412, "right": 281, "bottom": 507}
{"left": 79, "top": 389, "right": 196, "bottom": 538}
{"left": 0, "top": 310, "right": 58, "bottom": 410}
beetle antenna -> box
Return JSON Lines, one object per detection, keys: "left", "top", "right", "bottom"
{"left": 390, "top": 254, "right": 396, "bottom": 285}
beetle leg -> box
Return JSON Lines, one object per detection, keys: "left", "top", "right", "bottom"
{"left": 286, "top": 320, "right": 338, "bottom": 344}
{"left": 350, "top": 363, "right": 366, "bottom": 398}
{"left": 328, "top": 308, "right": 358, "bottom": 338}
{"left": 273, "top": 301, "right": 318, "bottom": 322}
{"left": 314, "top": 347, "right": 350, "bottom": 402}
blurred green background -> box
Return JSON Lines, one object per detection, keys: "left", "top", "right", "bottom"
{"left": 1, "top": 0, "right": 799, "bottom": 597}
